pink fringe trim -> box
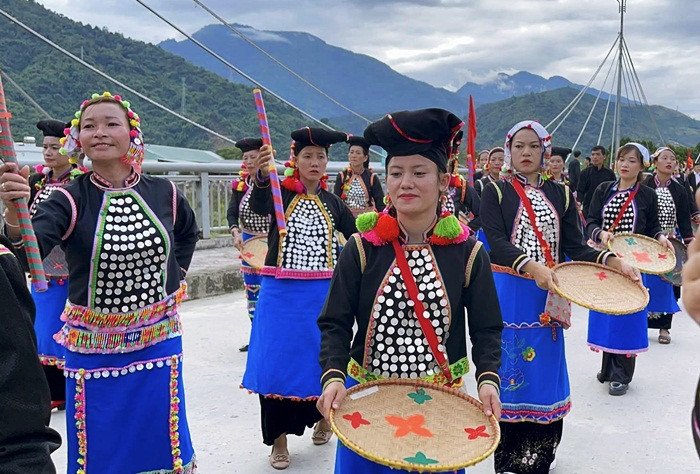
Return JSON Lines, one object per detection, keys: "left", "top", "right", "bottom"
{"left": 239, "top": 384, "right": 319, "bottom": 402}
{"left": 587, "top": 343, "right": 648, "bottom": 355}
{"left": 260, "top": 266, "right": 334, "bottom": 279}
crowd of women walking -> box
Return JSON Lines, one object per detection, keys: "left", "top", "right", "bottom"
{"left": 1, "top": 91, "right": 699, "bottom": 474}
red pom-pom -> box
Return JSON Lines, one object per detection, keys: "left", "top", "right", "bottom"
{"left": 64, "top": 128, "right": 71, "bottom": 135}
{"left": 129, "top": 130, "right": 139, "bottom": 138}
{"left": 114, "top": 95, "right": 122, "bottom": 101}
{"left": 429, "top": 235, "right": 452, "bottom": 246}
{"left": 440, "top": 209, "right": 451, "bottom": 218}
{"left": 128, "top": 110, "right": 135, "bottom": 118}
{"left": 374, "top": 214, "right": 399, "bottom": 242}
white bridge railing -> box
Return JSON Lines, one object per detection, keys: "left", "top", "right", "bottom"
{"left": 9, "top": 159, "right": 386, "bottom": 238}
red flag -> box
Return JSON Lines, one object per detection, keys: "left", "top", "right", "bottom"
{"left": 467, "top": 95, "right": 477, "bottom": 185}
{"left": 687, "top": 149, "right": 693, "bottom": 171}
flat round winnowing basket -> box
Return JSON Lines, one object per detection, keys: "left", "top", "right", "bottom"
{"left": 330, "top": 379, "right": 500, "bottom": 472}
{"left": 659, "top": 238, "right": 687, "bottom": 286}
{"left": 552, "top": 261, "right": 649, "bottom": 314}
{"left": 607, "top": 233, "right": 676, "bottom": 274}
{"left": 239, "top": 235, "right": 268, "bottom": 269}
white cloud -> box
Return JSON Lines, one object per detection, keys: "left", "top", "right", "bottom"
{"left": 33, "top": 0, "right": 700, "bottom": 119}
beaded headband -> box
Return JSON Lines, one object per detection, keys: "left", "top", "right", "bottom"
{"left": 59, "top": 92, "right": 144, "bottom": 170}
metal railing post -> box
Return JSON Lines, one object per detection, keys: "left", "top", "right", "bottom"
{"left": 200, "top": 171, "right": 211, "bottom": 239}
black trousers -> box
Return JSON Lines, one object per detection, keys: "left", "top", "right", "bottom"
{"left": 259, "top": 395, "right": 322, "bottom": 446}
{"left": 494, "top": 419, "right": 563, "bottom": 473}
{"left": 600, "top": 352, "right": 636, "bottom": 384}
{"left": 43, "top": 365, "right": 66, "bottom": 402}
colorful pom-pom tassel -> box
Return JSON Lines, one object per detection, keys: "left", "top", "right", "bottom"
{"left": 374, "top": 214, "right": 400, "bottom": 242}
{"left": 284, "top": 168, "right": 294, "bottom": 177}
{"left": 433, "top": 213, "right": 461, "bottom": 239}
{"left": 356, "top": 212, "right": 378, "bottom": 232}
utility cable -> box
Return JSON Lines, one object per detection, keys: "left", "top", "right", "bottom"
{"left": 0, "top": 8, "right": 238, "bottom": 145}
{"left": 192, "top": 0, "right": 371, "bottom": 124}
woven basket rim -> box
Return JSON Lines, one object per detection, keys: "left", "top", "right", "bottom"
{"left": 240, "top": 235, "right": 268, "bottom": 269}
{"left": 329, "top": 379, "right": 501, "bottom": 472}
{"left": 552, "top": 261, "right": 649, "bottom": 314}
{"left": 607, "top": 232, "right": 676, "bottom": 274}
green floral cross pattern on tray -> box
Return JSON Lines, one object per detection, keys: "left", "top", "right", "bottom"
{"left": 625, "top": 237, "right": 637, "bottom": 245}
{"left": 403, "top": 451, "right": 439, "bottom": 465}
{"left": 407, "top": 388, "right": 433, "bottom": 405}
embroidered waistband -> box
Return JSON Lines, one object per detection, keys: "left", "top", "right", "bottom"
{"left": 62, "top": 283, "right": 187, "bottom": 332}
{"left": 240, "top": 265, "right": 262, "bottom": 275}
{"left": 55, "top": 316, "right": 182, "bottom": 354}
{"left": 347, "top": 357, "right": 469, "bottom": 387}
{"left": 491, "top": 264, "right": 534, "bottom": 279}
{"left": 261, "top": 266, "right": 334, "bottom": 279}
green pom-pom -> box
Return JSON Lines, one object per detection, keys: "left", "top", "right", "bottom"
{"left": 75, "top": 111, "right": 81, "bottom": 118}
{"left": 284, "top": 168, "right": 294, "bottom": 177}
{"left": 355, "top": 212, "right": 378, "bottom": 232}
{"left": 91, "top": 93, "right": 100, "bottom": 99}
{"left": 121, "top": 101, "right": 130, "bottom": 108}
{"left": 59, "top": 148, "right": 67, "bottom": 155}
{"left": 433, "top": 214, "right": 461, "bottom": 239}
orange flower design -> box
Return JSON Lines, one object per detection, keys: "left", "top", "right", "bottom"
{"left": 385, "top": 414, "right": 434, "bottom": 438}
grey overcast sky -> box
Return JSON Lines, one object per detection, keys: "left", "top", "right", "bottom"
{"left": 36, "top": 0, "right": 699, "bottom": 118}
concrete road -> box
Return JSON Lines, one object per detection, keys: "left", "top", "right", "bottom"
{"left": 51, "top": 292, "right": 699, "bottom": 473}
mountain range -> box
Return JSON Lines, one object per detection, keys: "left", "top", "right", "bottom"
{"left": 3, "top": 1, "right": 699, "bottom": 157}
{"left": 160, "top": 23, "right": 700, "bottom": 148}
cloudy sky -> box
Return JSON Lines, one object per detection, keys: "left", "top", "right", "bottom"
{"left": 37, "top": 0, "right": 699, "bottom": 118}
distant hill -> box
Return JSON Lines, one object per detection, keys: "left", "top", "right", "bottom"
{"left": 0, "top": 0, "right": 311, "bottom": 152}
{"left": 473, "top": 87, "right": 700, "bottom": 151}
{"left": 159, "top": 24, "right": 468, "bottom": 119}
{"left": 456, "top": 71, "right": 625, "bottom": 106}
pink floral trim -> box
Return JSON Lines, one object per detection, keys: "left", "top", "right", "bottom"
{"left": 61, "top": 284, "right": 187, "bottom": 332}
{"left": 587, "top": 343, "right": 648, "bottom": 355}
{"left": 260, "top": 266, "right": 334, "bottom": 279}
{"left": 170, "top": 181, "right": 178, "bottom": 227}
{"left": 361, "top": 229, "right": 386, "bottom": 246}
{"left": 38, "top": 354, "right": 65, "bottom": 369}
{"left": 168, "top": 355, "right": 185, "bottom": 473}
{"left": 74, "top": 369, "right": 87, "bottom": 473}
{"left": 501, "top": 400, "right": 571, "bottom": 423}
{"left": 55, "top": 317, "right": 182, "bottom": 354}
{"left": 53, "top": 187, "right": 77, "bottom": 240}
{"left": 240, "top": 384, "right": 320, "bottom": 402}
{"left": 240, "top": 265, "right": 262, "bottom": 275}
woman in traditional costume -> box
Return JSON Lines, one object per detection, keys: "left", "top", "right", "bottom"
{"left": 545, "top": 147, "right": 571, "bottom": 185}
{"left": 317, "top": 108, "right": 504, "bottom": 474}
{"left": 480, "top": 121, "right": 638, "bottom": 473}
{"left": 226, "top": 137, "right": 270, "bottom": 352}
{"left": 445, "top": 130, "right": 481, "bottom": 233}
{"left": 242, "top": 127, "right": 356, "bottom": 469}
{"left": 474, "top": 148, "right": 491, "bottom": 181}
{"left": 24, "top": 119, "right": 87, "bottom": 410}
{"left": 474, "top": 147, "right": 504, "bottom": 197}
{"left": 334, "top": 135, "right": 385, "bottom": 217}
{"left": 586, "top": 142, "right": 672, "bottom": 396}
{"left": 1, "top": 92, "right": 199, "bottom": 473}
{"left": 643, "top": 147, "right": 694, "bottom": 344}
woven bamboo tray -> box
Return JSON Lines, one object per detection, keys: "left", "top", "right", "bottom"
{"left": 239, "top": 235, "right": 267, "bottom": 269}
{"left": 552, "top": 261, "right": 649, "bottom": 314}
{"left": 330, "top": 379, "right": 500, "bottom": 472}
{"left": 660, "top": 238, "right": 687, "bottom": 286}
{"left": 607, "top": 233, "right": 675, "bottom": 274}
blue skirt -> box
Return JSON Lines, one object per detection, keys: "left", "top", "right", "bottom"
{"left": 587, "top": 308, "right": 649, "bottom": 354}
{"left": 475, "top": 229, "right": 490, "bottom": 252}
{"left": 64, "top": 336, "right": 196, "bottom": 473}
{"left": 334, "top": 378, "right": 466, "bottom": 474}
{"left": 32, "top": 280, "right": 68, "bottom": 366}
{"left": 493, "top": 272, "right": 570, "bottom": 423}
{"left": 241, "top": 276, "right": 328, "bottom": 399}
{"left": 241, "top": 232, "right": 263, "bottom": 320}
{"left": 645, "top": 274, "right": 680, "bottom": 314}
